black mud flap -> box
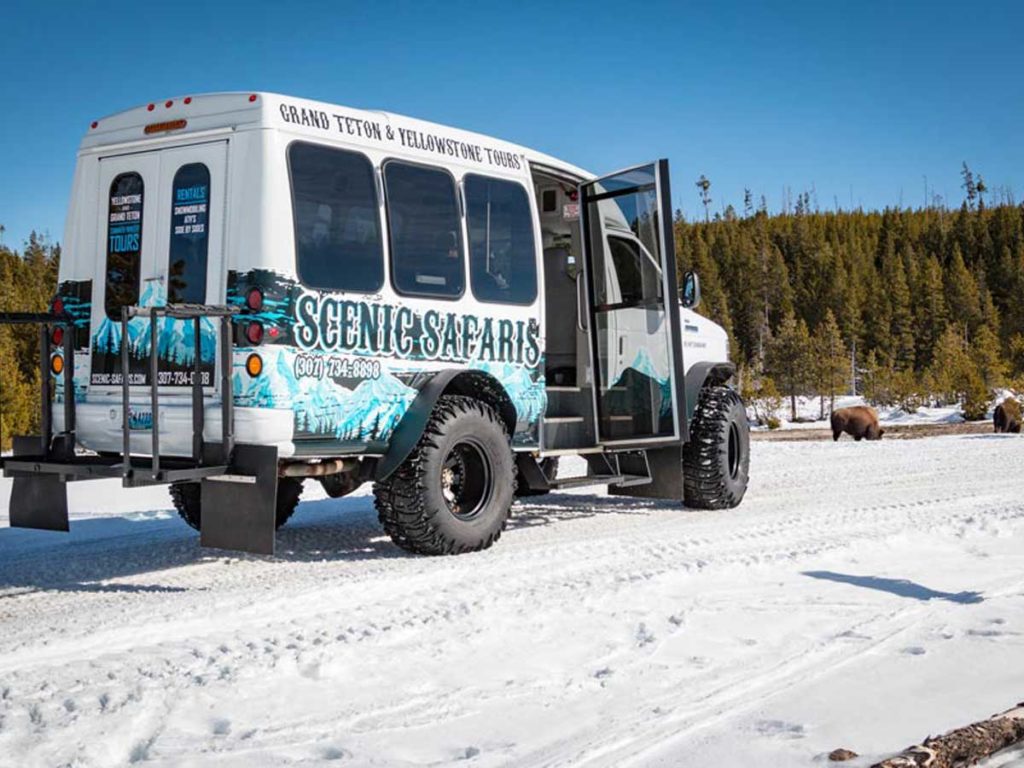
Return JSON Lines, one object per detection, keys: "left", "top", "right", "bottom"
{"left": 199, "top": 444, "right": 279, "bottom": 555}
{"left": 8, "top": 436, "right": 70, "bottom": 532}
{"left": 609, "top": 446, "right": 683, "bottom": 502}
{"left": 515, "top": 453, "right": 553, "bottom": 494}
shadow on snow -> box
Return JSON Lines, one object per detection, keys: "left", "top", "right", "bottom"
{"left": 0, "top": 490, "right": 674, "bottom": 596}
{"left": 802, "top": 570, "right": 984, "bottom": 604}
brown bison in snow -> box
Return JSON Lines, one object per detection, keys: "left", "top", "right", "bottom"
{"left": 831, "top": 406, "right": 885, "bottom": 441}
{"left": 993, "top": 398, "right": 1022, "bottom": 433}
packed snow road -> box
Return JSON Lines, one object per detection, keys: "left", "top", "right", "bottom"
{"left": 1, "top": 434, "right": 1022, "bottom": 767}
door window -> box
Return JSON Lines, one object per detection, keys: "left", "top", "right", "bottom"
{"left": 167, "top": 163, "right": 211, "bottom": 304}
{"left": 104, "top": 172, "right": 144, "bottom": 319}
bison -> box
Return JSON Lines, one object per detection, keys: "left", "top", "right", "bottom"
{"left": 831, "top": 405, "right": 885, "bottom": 442}
{"left": 994, "top": 398, "right": 1022, "bottom": 433}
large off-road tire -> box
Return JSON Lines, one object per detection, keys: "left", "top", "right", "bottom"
{"left": 683, "top": 386, "right": 750, "bottom": 509}
{"left": 515, "top": 457, "right": 560, "bottom": 497}
{"left": 374, "top": 395, "right": 515, "bottom": 555}
{"left": 169, "top": 477, "right": 304, "bottom": 531}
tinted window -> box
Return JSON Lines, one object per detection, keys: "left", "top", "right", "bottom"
{"left": 168, "top": 163, "right": 210, "bottom": 304}
{"left": 105, "top": 172, "right": 144, "bottom": 319}
{"left": 465, "top": 175, "right": 537, "bottom": 305}
{"left": 289, "top": 142, "right": 383, "bottom": 292}
{"left": 384, "top": 162, "right": 464, "bottom": 298}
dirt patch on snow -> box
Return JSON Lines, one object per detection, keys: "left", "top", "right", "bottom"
{"left": 752, "top": 421, "right": 994, "bottom": 441}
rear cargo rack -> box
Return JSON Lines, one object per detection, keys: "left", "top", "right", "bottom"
{"left": 0, "top": 303, "right": 238, "bottom": 487}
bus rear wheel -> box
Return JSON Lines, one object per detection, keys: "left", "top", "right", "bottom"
{"left": 683, "top": 386, "right": 750, "bottom": 509}
{"left": 374, "top": 395, "right": 515, "bottom": 555}
{"left": 170, "top": 477, "right": 304, "bottom": 531}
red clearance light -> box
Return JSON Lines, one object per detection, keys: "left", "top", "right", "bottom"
{"left": 51, "top": 297, "right": 64, "bottom": 315}
{"left": 184, "top": 96, "right": 192, "bottom": 105}
{"left": 52, "top": 326, "right": 64, "bottom": 346}
{"left": 144, "top": 119, "right": 187, "bottom": 135}
{"left": 165, "top": 100, "right": 173, "bottom": 108}
{"left": 246, "top": 322, "right": 264, "bottom": 345}
{"left": 248, "top": 94, "right": 258, "bottom": 102}
{"left": 147, "top": 103, "right": 155, "bottom": 111}
{"left": 90, "top": 120, "right": 98, "bottom": 129}
{"left": 245, "top": 288, "right": 264, "bottom": 311}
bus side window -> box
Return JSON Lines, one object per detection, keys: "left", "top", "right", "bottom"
{"left": 383, "top": 161, "right": 464, "bottom": 299}
{"left": 104, "top": 172, "right": 145, "bottom": 319}
{"left": 288, "top": 142, "right": 384, "bottom": 293}
{"left": 464, "top": 175, "right": 537, "bottom": 305}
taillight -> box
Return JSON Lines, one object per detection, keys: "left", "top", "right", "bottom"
{"left": 246, "top": 322, "right": 264, "bottom": 345}
{"left": 51, "top": 296, "right": 64, "bottom": 315}
{"left": 52, "top": 326, "right": 64, "bottom": 346}
{"left": 245, "top": 288, "right": 264, "bottom": 312}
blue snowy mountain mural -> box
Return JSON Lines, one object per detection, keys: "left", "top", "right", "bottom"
{"left": 90, "top": 279, "right": 217, "bottom": 386}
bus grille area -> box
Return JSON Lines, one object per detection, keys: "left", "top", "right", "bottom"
{"left": 0, "top": 304, "right": 283, "bottom": 554}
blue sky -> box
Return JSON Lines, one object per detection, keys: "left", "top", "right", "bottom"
{"left": 1, "top": 0, "right": 1022, "bottom": 250}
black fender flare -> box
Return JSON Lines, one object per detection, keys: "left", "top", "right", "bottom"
{"left": 683, "top": 361, "right": 736, "bottom": 422}
{"left": 374, "top": 370, "right": 517, "bottom": 481}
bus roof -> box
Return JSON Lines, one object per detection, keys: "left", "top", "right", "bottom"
{"left": 81, "top": 91, "right": 592, "bottom": 180}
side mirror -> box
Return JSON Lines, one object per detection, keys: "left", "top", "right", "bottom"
{"left": 680, "top": 270, "right": 701, "bottom": 309}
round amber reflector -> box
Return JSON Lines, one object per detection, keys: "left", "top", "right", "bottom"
{"left": 245, "top": 354, "right": 263, "bottom": 377}
{"left": 51, "top": 355, "right": 64, "bottom": 375}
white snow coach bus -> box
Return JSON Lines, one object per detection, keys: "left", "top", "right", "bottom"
{"left": 0, "top": 92, "right": 749, "bottom": 555}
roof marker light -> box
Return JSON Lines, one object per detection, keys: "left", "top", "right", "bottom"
{"left": 90, "top": 120, "right": 98, "bottom": 129}
{"left": 184, "top": 96, "right": 192, "bottom": 105}
{"left": 165, "top": 100, "right": 173, "bottom": 108}
{"left": 248, "top": 94, "right": 258, "bottom": 102}
{"left": 147, "top": 103, "right": 155, "bottom": 111}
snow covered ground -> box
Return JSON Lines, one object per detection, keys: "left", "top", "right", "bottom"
{"left": 1, "top": 435, "right": 1022, "bottom": 767}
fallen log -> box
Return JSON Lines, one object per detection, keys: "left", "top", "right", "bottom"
{"left": 871, "top": 702, "right": 1024, "bottom": 767}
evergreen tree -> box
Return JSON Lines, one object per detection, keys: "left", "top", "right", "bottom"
{"left": 696, "top": 175, "right": 712, "bottom": 223}
{"left": 767, "top": 310, "right": 811, "bottom": 420}
{"left": 811, "top": 310, "right": 847, "bottom": 417}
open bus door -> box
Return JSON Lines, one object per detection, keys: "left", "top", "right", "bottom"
{"left": 579, "top": 160, "right": 686, "bottom": 450}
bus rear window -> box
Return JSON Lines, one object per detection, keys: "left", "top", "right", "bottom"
{"left": 104, "top": 172, "right": 144, "bottom": 319}
{"left": 289, "top": 142, "right": 384, "bottom": 293}
{"left": 168, "top": 163, "right": 211, "bottom": 304}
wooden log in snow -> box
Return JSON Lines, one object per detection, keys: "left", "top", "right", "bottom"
{"left": 871, "top": 702, "right": 1024, "bottom": 767}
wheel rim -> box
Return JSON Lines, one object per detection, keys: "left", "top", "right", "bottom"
{"left": 440, "top": 438, "right": 492, "bottom": 520}
{"left": 727, "top": 421, "right": 741, "bottom": 479}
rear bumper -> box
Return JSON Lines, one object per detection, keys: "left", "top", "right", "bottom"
{"left": 54, "top": 401, "right": 296, "bottom": 459}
